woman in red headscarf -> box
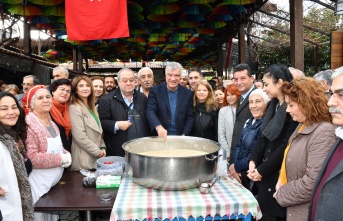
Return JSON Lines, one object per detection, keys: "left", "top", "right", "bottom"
{"left": 23, "top": 85, "right": 71, "bottom": 221}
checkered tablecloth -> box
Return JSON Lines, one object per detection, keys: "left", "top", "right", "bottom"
{"left": 110, "top": 176, "right": 262, "bottom": 221}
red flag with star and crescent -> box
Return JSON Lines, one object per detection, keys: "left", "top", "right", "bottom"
{"left": 65, "top": 0, "right": 129, "bottom": 41}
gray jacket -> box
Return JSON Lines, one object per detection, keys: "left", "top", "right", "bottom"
{"left": 218, "top": 105, "right": 235, "bottom": 158}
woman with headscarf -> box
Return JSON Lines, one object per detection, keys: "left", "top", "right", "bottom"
{"left": 0, "top": 92, "right": 34, "bottom": 221}
{"left": 49, "top": 79, "right": 72, "bottom": 153}
{"left": 23, "top": 85, "right": 72, "bottom": 221}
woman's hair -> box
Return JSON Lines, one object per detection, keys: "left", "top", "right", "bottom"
{"left": 193, "top": 80, "right": 218, "bottom": 112}
{"left": 4, "top": 84, "right": 20, "bottom": 95}
{"left": 0, "top": 92, "right": 27, "bottom": 144}
{"left": 249, "top": 88, "right": 271, "bottom": 105}
{"left": 90, "top": 76, "right": 106, "bottom": 95}
{"left": 281, "top": 77, "right": 332, "bottom": 125}
{"left": 71, "top": 75, "right": 97, "bottom": 115}
{"left": 49, "top": 78, "right": 72, "bottom": 93}
{"left": 264, "top": 64, "right": 293, "bottom": 84}
{"left": 222, "top": 84, "right": 241, "bottom": 106}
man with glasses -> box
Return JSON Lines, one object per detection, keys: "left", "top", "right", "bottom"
{"left": 98, "top": 68, "right": 150, "bottom": 156}
{"left": 146, "top": 62, "right": 194, "bottom": 140}
{"left": 15, "top": 75, "right": 40, "bottom": 105}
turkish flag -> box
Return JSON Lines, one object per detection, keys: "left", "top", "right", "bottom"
{"left": 65, "top": 0, "right": 129, "bottom": 41}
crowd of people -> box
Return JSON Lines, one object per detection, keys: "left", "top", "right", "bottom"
{"left": 0, "top": 62, "right": 343, "bottom": 221}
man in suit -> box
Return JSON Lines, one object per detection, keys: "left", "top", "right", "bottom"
{"left": 146, "top": 62, "right": 194, "bottom": 140}
{"left": 308, "top": 66, "right": 343, "bottom": 220}
{"left": 16, "top": 75, "right": 40, "bottom": 106}
{"left": 99, "top": 68, "right": 150, "bottom": 156}
{"left": 230, "top": 64, "right": 256, "bottom": 162}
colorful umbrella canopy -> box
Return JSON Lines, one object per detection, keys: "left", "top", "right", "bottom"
{"left": 8, "top": 5, "right": 42, "bottom": 16}
{"left": 26, "top": 15, "right": 51, "bottom": 24}
{"left": 207, "top": 13, "right": 233, "bottom": 22}
{"left": 183, "top": 3, "right": 213, "bottom": 14}
{"left": 127, "top": 1, "right": 143, "bottom": 14}
{"left": 28, "top": 0, "right": 64, "bottom": 6}
{"left": 44, "top": 6, "right": 64, "bottom": 16}
{"left": 149, "top": 3, "right": 180, "bottom": 15}
{"left": 2, "top": 0, "right": 23, "bottom": 4}
{"left": 179, "top": 13, "right": 205, "bottom": 22}
{"left": 223, "top": 0, "right": 256, "bottom": 5}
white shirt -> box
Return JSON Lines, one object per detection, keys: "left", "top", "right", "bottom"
{"left": 0, "top": 142, "right": 23, "bottom": 221}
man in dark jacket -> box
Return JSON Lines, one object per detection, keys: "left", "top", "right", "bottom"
{"left": 146, "top": 62, "right": 194, "bottom": 140}
{"left": 308, "top": 67, "right": 343, "bottom": 220}
{"left": 98, "top": 68, "right": 150, "bottom": 156}
{"left": 230, "top": 64, "right": 256, "bottom": 162}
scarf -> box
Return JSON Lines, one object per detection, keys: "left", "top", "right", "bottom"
{"left": 0, "top": 134, "right": 34, "bottom": 221}
{"left": 261, "top": 98, "right": 288, "bottom": 141}
{"left": 50, "top": 98, "right": 72, "bottom": 139}
{"left": 279, "top": 124, "right": 306, "bottom": 185}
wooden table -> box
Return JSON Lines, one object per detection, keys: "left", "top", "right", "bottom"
{"left": 34, "top": 171, "right": 118, "bottom": 221}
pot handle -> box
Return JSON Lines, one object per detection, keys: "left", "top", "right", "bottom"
{"left": 205, "top": 154, "right": 222, "bottom": 161}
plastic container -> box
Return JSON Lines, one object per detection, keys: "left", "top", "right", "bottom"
{"left": 96, "top": 156, "right": 125, "bottom": 168}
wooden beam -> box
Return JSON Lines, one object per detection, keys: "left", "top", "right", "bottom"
{"left": 23, "top": 21, "right": 31, "bottom": 55}
{"left": 290, "top": 0, "right": 304, "bottom": 71}
{"left": 73, "top": 48, "right": 77, "bottom": 71}
{"left": 247, "top": 19, "right": 317, "bottom": 45}
{"left": 78, "top": 50, "right": 83, "bottom": 73}
{"left": 258, "top": 9, "right": 330, "bottom": 37}
{"left": 238, "top": 22, "right": 245, "bottom": 64}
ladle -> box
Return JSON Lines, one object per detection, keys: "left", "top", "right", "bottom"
{"left": 199, "top": 176, "right": 219, "bottom": 194}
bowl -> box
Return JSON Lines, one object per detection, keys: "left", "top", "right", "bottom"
{"left": 97, "top": 156, "right": 125, "bottom": 168}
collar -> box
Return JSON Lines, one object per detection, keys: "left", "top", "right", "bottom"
{"left": 336, "top": 126, "right": 343, "bottom": 140}
{"left": 242, "top": 85, "right": 255, "bottom": 99}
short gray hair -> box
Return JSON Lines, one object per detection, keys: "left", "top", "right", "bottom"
{"left": 332, "top": 66, "right": 343, "bottom": 79}
{"left": 53, "top": 66, "right": 69, "bottom": 75}
{"left": 249, "top": 89, "right": 271, "bottom": 105}
{"left": 24, "top": 75, "right": 40, "bottom": 85}
{"left": 181, "top": 69, "right": 188, "bottom": 78}
{"left": 138, "top": 67, "right": 153, "bottom": 79}
{"left": 117, "top": 68, "right": 134, "bottom": 81}
{"left": 313, "top": 70, "right": 333, "bottom": 86}
{"left": 289, "top": 67, "right": 305, "bottom": 77}
{"left": 165, "top": 62, "right": 183, "bottom": 73}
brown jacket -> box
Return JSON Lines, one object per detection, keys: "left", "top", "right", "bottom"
{"left": 275, "top": 122, "right": 336, "bottom": 221}
{"left": 69, "top": 103, "right": 105, "bottom": 171}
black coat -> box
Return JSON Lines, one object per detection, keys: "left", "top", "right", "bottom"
{"left": 230, "top": 86, "right": 257, "bottom": 162}
{"left": 191, "top": 103, "right": 219, "bottom": 142}
{"left": 250, "top": 100, "right": 298, "bottom": 220}
{"left": 98, "top": 88, "right": 150, "bottom": 157}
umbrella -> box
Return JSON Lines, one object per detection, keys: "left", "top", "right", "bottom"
{"left": 179, "top": 13, "right": 205, "bottom": 22}
{"left": 46, "top": 49, "right": 59, "bottom": 55}
{"left": 129, "top": 13, "right": 144, "bottom": 22}
{"left": 205, "top": 21, "right": 227, "bottom": 28}
{"left": 207, "top": 13, "right": 233, "bottom": 22}
{"left": 2, "top": 0, "right": 23, "bottom": 3}
{"left": 26, "top": 15, "right": 51, "bottom": 24}
{"left": 44, "top": 6, "right": 64, "bottom": 16}
{"left": 213, "top": 3, "right": 246, "bottom": 15}
{"left": 187, "top": 0, "right": 215, "bottom": 3}
{"left": 177, "top": 21, "right": 201, "bottom": 28}
{"left": 223, "top": 0, "right": 256, "bottom": 5}
{"left": 28, "top": 0, "right": 64, "bottom": 6}
{"left": 175, "top": 28, "right": 195, "bottom": 34}
{"left": 127, "top": 1, "right": 143, "bottom": 14}
{"left": 8, "top": 5, "right": 42, "bottom": 16}
{"left": 196, "top": 28, "right": 218, "bottom": 34}
{"left": 147, "top": 14, "right": 175, "bottom": 22}
{"left": 183, "top": 3, "right": 213, "bottom": 14}
{"left": 149, "top": 3, "right": 180, "bottom": 15}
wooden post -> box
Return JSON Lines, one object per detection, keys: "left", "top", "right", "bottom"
{"left": 238, "top": 22, "right": 245, "bottom": 64}
{"left": 290, "top": 0, "right": 304, "bottom": 71}
{"left": 73, "top": 48, "right": 77, "bottom": 71}
{"left": 78, "top": 50, "right": 83, "bottom": 73}
{"left": 23, "top": 21, "right": 31, "bottom": 55}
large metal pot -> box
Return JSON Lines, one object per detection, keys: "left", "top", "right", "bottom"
{"left": 123, "top": 136, "right": 220, "bottom": 190}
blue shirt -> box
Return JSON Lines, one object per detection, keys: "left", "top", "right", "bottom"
{"left": 114, "top": 92, "right": 133, "bottom": 132}
{"left": 167, "top": 88, "right": 178, "bottom": 135}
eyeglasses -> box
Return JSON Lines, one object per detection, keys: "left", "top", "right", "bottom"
{"left": 21, "top": 83, "right": 32, "bottom": 87}
{"left": 59, "top": 87, "right": 71, "bottom": 94}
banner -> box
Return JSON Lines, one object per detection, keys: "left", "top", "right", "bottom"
{"left": 66, "top": 0, "right": 129, "bottom": 40}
